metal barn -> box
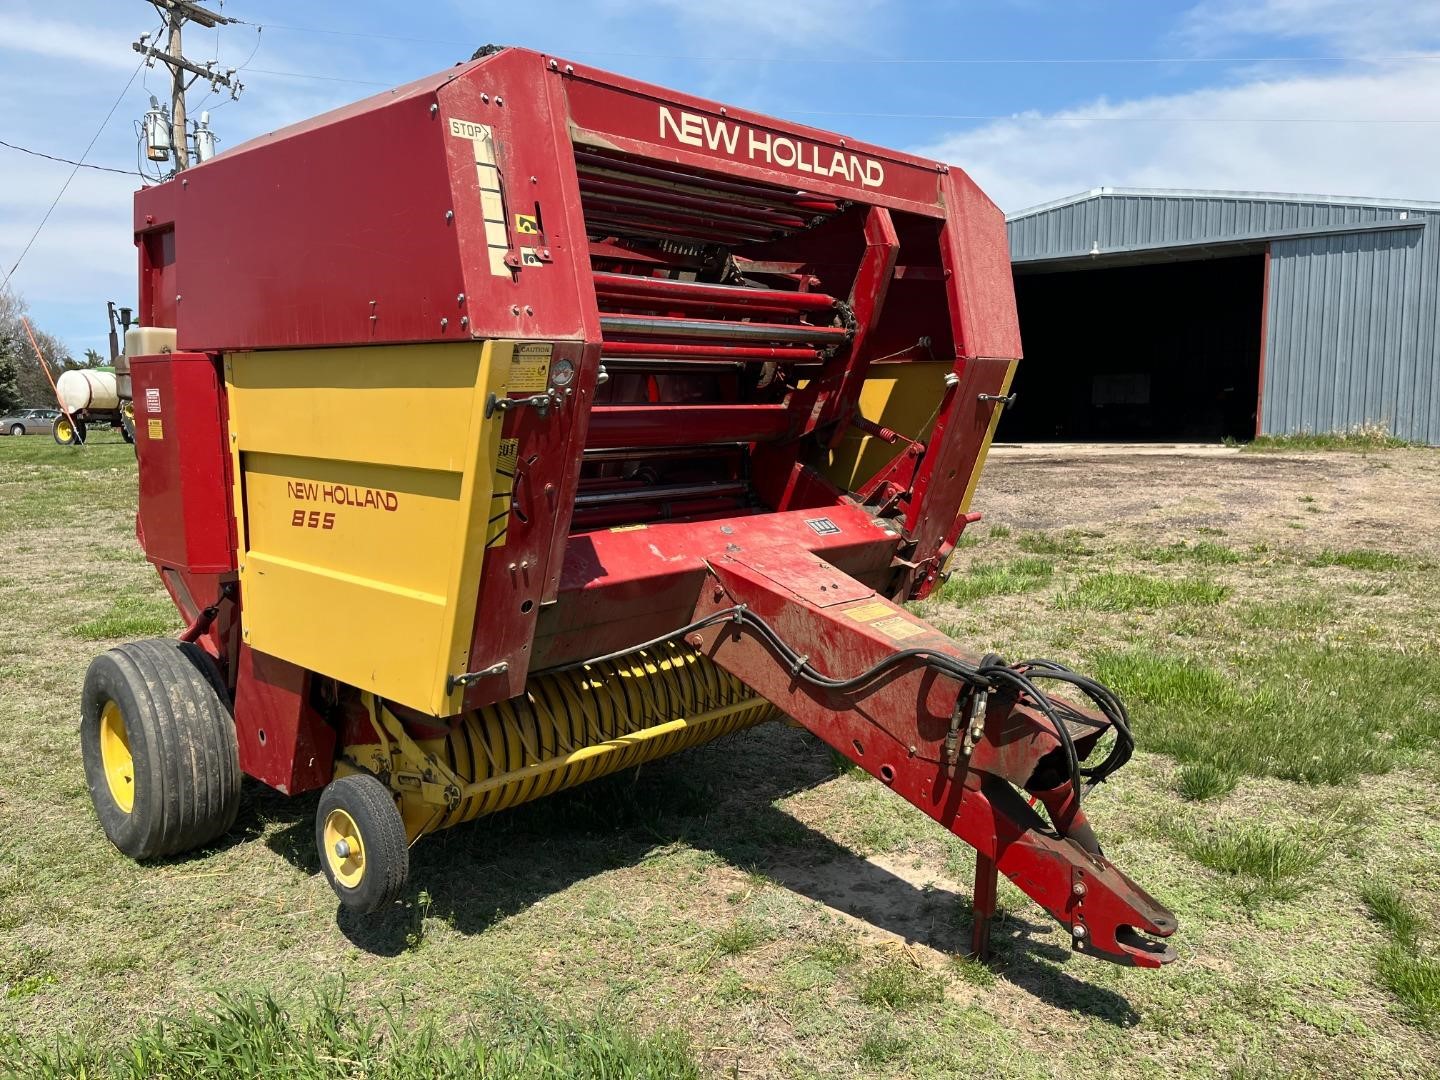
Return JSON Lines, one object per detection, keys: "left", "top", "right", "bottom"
{"left": 1004, "top": 187, "right": 1440, "bottom": 445}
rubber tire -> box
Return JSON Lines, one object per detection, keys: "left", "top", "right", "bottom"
{"left": 81, "top": 638, "right": 241, "bottom": 860}
{"left": 315, "top": 773, "right": 409, "bottom": 914}
{"left": 119, "top": 416, "right": 135, "bottom": 445}
{"left": 52, "top": 416, "right": 86, "bottom": 445}
{"left": 8, "top": 424, "right": 22, "bottom": 437}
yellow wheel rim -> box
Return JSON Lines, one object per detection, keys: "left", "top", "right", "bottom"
{"left": 323, "top": 808, "right": 366, "bottom": 888}
{"left": 55, "top": 418, "right": 74, "bottom": 444}
{"left": 99, "top": 701, "right": 135, "bottom": 813}
{"left": 121, "top": 401, "right": 135, "bottom": 423}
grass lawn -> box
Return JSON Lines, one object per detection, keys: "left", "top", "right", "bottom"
{"left": 2, "top": 432, "right": 1439, "bottom": 1078}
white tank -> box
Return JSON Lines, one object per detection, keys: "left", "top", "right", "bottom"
{"left": 56, "top": 369, "right": 119, "bottom": 413}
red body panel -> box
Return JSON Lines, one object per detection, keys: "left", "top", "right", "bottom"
{"left": 129, "top": 352, "right": 234, "bottom": 575}
{"left": 232, "top": 646, "right": 336, "bottom": 795}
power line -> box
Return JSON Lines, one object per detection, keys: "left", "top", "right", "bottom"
{"left": 2, "top": 57, "right": 146, "bottom": 294}
{"left": 0, "top": 139, "right": 142, "bottom": 176}
{"left": 228, "top": 66, "right": 1440, "bottom": 124}
{"left": 786, "top": 110, "right": 1440, "bottom": 125}
{"left": 229, "top": 22, "right": 1440, "bottom": 66}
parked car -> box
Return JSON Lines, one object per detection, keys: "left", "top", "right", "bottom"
{"left": 1, "top": 408, "right": 60, "bottom": 436}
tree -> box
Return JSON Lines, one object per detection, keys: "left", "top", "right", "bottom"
{"left": 0, "top": 288, "right": 72, "bottom": 406}
{"left": 0, "top": 331, "right": 20, "bottom": 414}
{"left": 82, "top": 347, "right": 106, "bottom": 368}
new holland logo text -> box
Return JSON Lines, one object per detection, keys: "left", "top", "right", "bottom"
{"left": 286, "top": 480, "right": 399, "bottom": 512}
{"left": 658, "top": 107, "right": 885, "bottom": 190}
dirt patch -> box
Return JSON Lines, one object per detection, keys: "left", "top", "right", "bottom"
{"left": 978, "top": 447, "right": 1440, "bottom": 558}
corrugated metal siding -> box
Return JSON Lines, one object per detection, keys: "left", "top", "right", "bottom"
{"left": 1008, "top": 192, "right": 1406, "bottom": 261}
{"left": 1264, "top": 223, "right": 1440, "bottom": 443}
{"left": 1008, "top": 192, "right": 1439, "bottom": 444}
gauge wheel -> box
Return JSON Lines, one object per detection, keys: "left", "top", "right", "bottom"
{"left": 53, "top": 416, "right": 86, "bottom": 445}
{"left": 81, "top": 639, "right": 241, "bottom": 859}
{"left": 119, "top": 401, "right": 136, "bottom": 445}
{"left": 316, "top": 773, "right": 409, "bottom": 913}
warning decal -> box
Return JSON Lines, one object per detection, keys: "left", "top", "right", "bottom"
{"left": 486, "top": 437, "right": 519, "bottom": 548}
{"left": 511, "top": 343, "right": 552, "bottom": 393}
{"left": 871, "top": 616, "right": 926, "bottom": 642}
{"left": 147, "top": 418, "right": 163, "bottom": 440}
{"left": 845, "top": 601, "right": 894, "bottom": 623}
{"left": 514, "top": 213, "right": 539, "bottom": 234}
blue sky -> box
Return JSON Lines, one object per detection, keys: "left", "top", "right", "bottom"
{"left": 4, "top": 0, "right": 1440, "bottom": 357}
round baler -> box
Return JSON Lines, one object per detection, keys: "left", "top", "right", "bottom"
{"left": 81, "top": 46, "right": 1176, "bottom": 970}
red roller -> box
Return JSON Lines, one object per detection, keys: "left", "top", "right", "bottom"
{"left": 600, "top": 341, "right": 821, "bottom": 363}
{"left": 600, "top": 314, "right": 848, "bottom": 346}
{"left": 586, "top": 404, "right": 793, "bottom": 448}
{"left": 592, "top": 271, "right": 838, "bottom": 313}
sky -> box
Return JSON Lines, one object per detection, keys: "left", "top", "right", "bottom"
{"left": 3, "top": 0, "right": 1440, "bottom": 358}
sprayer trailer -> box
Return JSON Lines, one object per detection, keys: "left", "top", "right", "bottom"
{"left": 81, "top": 46, "right": 1175, "bottom": 969}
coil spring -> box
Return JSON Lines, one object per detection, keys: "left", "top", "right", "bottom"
{"left": 412, "top": 639, "right": 778, "bottom": 832}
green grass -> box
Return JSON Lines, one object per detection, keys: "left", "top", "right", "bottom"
{"left": 1361, "top": 884, "right": 1440, "bottom": 1028}
{"left": 987, "top": 523, "right": 1011, "bottom": 539}
{"left": 1307, "top": 548, "right": 1418, "bottom": 572}
{"left": 940, "top": 556, "right": 1053, "bottom": 604}
{"left": 1362, "top": 883, "right": 1425, "bottom": 950}
{"left": 1133, "top": 541, "right": 1242, "bottom": 566}
{"left": 1174, "top": 762, "right": 1237, "bottom": 802}
{"left": 1375, "top": 945, "right": 1440, "bottom": 1029}
{"left": 69, "top": 593, "right": 181, "bottom": 641}
{"left": 1056, "top": 573, "right": 1228, "bottom": 612}
{"left": 1017, "top": 530, "right": 1094, "bottom": 557}
{"left": 1091, "top": 644, "right": 1440, "bottom": 785}
{"left": 5, "top": 428, "right": 1440, "bottom": 1079}
{"left": 857, "top": 960, "right": 943, "bottom": 1010}
{"left": 1242, "top": 425, "right": 1415, "bottom": 452}
{"left": 0, "top": 987, "right": 702, "bottom": 1079}
{"left": 857, "top": 1023, "right": 909, "bottom": 1067}
{"left": 1174, "top": 823, "right": 1325, "bottom": 902}
{"left": 712, "top": 918, "right": 766, "bottom": 955}
{"left": 1233, "top": 597, "right": 1336, "bottom": 631}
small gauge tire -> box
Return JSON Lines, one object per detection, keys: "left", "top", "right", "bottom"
{"left": 81, "top": 638, "right": 241, "bottom": 860}
{"left": 53, "top": 416, "right": 86, "bottom": 445}
{"left": 316, "top": 773, "right": 409, "bottom": 913}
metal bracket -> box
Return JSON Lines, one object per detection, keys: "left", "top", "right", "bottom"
{"left": 978, "top": 392, "right": 1017, "bottom": 407}
{"left": 447, "top": 661, "right": 509, "bottom": 692}
{"left": 486, "top": 390, "right": 556, "bottom": 419}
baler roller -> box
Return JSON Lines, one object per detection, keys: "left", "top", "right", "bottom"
{"left": 580, "top": 177, "right": 812, "bottom": 231}
{"left": 574, "top": 148, "right": 842, "bottom": 214}
{"left": 366, "top": 641, "right": 778, "bottom": 839}
{"left": 573, "top": 480, "right": 747, "bottom": 508}
{"left": 587, "top": 404, "right": 793, "bottom": 449}
{"left": 592, "top": 271, "right": 839, "bottom": 314}
{"left": 600, "top": 314, "right": 848, "bottom": 345}
{"left": 599, "top": 341, "right": 822, "bottom": 364}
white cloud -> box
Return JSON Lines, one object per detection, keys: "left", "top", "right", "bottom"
{"left": 916, "top": 64, "right": 1440, "bottom": 213}
{"left": 0, "top": 13, "right": 143, "bottom": 70}
{"left": 1181, "top": 0, "right": 1440, "bottom": 53}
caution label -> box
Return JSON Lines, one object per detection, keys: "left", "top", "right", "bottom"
{"left": 514, "top": 213, "right": 539, "bottom": 234}
{"left": 845, "top": 601, "right": 894, "bottom": 623}
{"left": 511, "top": 343, "right": 552, "bottom": 392}
{"left": 871, "top": 616, "right": 926, "bottom": 641}
{"left": 147, "top": 418, "right": 164, "bottom": 441}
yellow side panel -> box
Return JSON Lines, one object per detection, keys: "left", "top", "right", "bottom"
{"left": 822, "top": 361, "right": 950, "bottom": 492}
{"left": 958, "top": 359, "right": 1018, "bottom": 514}
{"left": 226, "top": 343, "right": 512, "bottom": 716}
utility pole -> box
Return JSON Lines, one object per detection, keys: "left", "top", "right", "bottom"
{"left": 132, "top": 1, "right": 243, "bottom": 172}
